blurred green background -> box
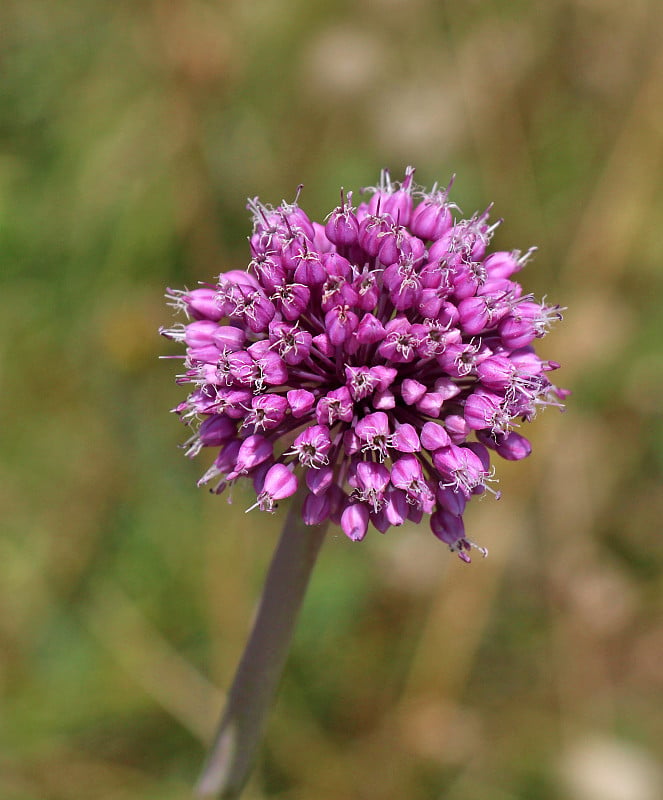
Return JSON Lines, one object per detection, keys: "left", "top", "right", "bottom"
{"left": 2, "top": 1, "right": 663, "bottom": 798}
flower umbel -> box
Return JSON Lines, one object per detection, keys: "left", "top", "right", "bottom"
{"left": 162, "top": 168, "right": 566, "bottom": 562}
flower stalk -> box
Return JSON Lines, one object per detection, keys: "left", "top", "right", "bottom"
{"left": 196, "top": 488, "right": 328, "bottom": 799}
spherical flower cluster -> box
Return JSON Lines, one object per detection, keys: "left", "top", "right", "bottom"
{"left": 161, "top": 168, "right": 566, "bottom": 561}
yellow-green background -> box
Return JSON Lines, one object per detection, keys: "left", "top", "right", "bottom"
{"left": 2, "top": 1, "right": 662, "bottom": 798}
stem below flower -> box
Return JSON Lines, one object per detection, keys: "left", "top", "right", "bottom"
{"left": 196, "top": 489, "right": 328, "bottom": 799}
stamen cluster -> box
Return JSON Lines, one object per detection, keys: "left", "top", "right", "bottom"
{"left": 162, "top": 168, "right": 566, "bottom": 561}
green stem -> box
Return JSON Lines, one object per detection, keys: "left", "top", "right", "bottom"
{"left": 196, "top": 489, "right": 328, "bottom": 798}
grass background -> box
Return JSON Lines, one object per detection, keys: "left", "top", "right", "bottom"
{"left": 1, "top": 1, "right": 662, "bottom": 798}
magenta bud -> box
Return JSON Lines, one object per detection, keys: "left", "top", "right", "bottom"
{"left": 287, "top": 389, "right": 316, "bottom": 418}
{"left": 478, "top": 276, "right": 518, "bottom": 299}
{"left": 390, "top": 281, "right": 422, "bottom": 313}
{"left": 444, "top": 413, "right": 470, "bottom": 444}
{"left": 196, "top": 439, "right": 241, "bottom": 490}
{"left": 355, "top": 313, "right": 386, "bottom": 345}
{"left": 262, "top": 463, "right": 298, "bottom": 501}
{"left": 420, "top": 421, "right": 451, "bottom": 451}
{"left": 188, "top": 345, "right": 222, "bottom": 365}
{"left": 430, "top": 507, "right": 465, "bottom": 546}
{"left": 228, "top": 434, "right": 273, "bottom": 479}
{"left": 376, "top": 228, "right": 402, "bottom": 267}
{"left": 358, "top": 214, "right": 393, "bottom": 257}
{"left": 198, "top": 415, "right": 237, "bottom": 447}
{"left": 241, "top": 291, "right": 276, "bottom": 333}
{"left": 370, "top": 366, "right": 398, "bottom": 391}
{"left": 392, "top": 422, "right": 420, "bottom": 452}
{"left": 417, "top": 288, "right": 443, "bottom": 319}
{"left": 415, "top": 392, "right": 445, "bottom": 418}
{"left": 483, "top": 250, "right": 522, "bottom": 279}
{"left": 292, "top": 250, "right": 326, "bottom": 285}
{"left": 183, "top": 320, "right": 219, "bottom": 348}
{"left": 324, "top": 200, "right": 360, "bottom": 247}
{"left": 390, "top": 455, "right": 435, "bottom": 510}
{"left": 325, "top": 305, "right": 359, "bottom": 346}
{"left": 278, "top": 237, "right": 305, "bottom": 270}
{"left": 498, "top": 316, "right": 536, "bottom": 349}
{"left": 401, "top": 378, "right": 427, "bottom": 405}
{"left": 341, "top": 503, "right": 370, "bottom": 542}
{"left": 369, "top": 166, "right": 415, "bottom": 225}
{"left": 510, "top": 349, "right": 544, "bottom": 375}
{"left": 428, "top": 234, "right": 453, "bottom": 262}
{"left": 437, "top": 301, "right": 460, "bottom": 329}
{"left": 323, "top": 251, "right": 353, "bottom": 279}
{"left": 412, "top": 322, "right": 452, "bottom": 358}
{"left": 180, "top": 287, "right": 223, "bottom": 321}
{"left": 250, "top": 253, "right": 286, "bottom": 293}
{"left": 410, "top": 197, "right": 453, "bottom": 240}
{"left": 312, "top": 333, "right": 335, "bottom": 358}
{"left": 457, "top": 296, "right": 492, "bottom": 336}
{"left": 452, "top": 263, "right": 485, "bottom": 302}
{"left": 261, "top": 351, "right": 290, "bottom": 386}
{"left": 355, "top": 411, "right": 389, "bottom": 442}
{"left": 321, "top": 252, "right": 352, "bottom": 280}
{"left": 212, "top": 325, "right": 246, "bottom": 351}
{"left": 302, "top": 491, "right": 331, "bottom": 525}
{"left": 494, "top": 431, "right": 532, "bottom": 461}
{"left": 240, "top": 336, "right": 263, "bottom": 358}
{"left": 437, "top": 342, "right": 482, "bottom": 379}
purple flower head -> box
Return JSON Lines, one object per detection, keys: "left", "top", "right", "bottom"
{"left": 163, "top": 169, "right": 566, "bottom": 561}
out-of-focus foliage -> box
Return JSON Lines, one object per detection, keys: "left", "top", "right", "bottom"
{"left": 1, "top": 0, "right": 662, "bottom": 798}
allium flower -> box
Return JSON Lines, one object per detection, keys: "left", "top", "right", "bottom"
{"left": 162, "top": 168, "right": 566, "bottom": 562}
